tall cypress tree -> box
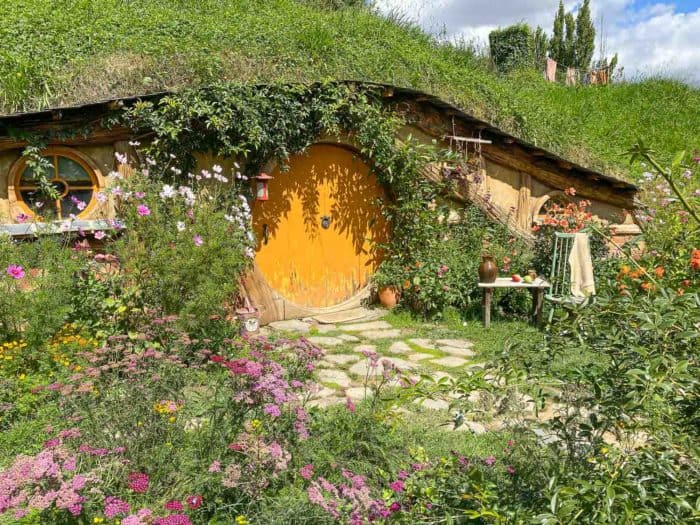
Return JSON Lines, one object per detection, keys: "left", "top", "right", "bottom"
{"left": 575, "top": 0, "right": 596, "bottom": 69}
{"left": 564, "top": 12, "right": 576, "bottom": 67}
{"left": 549, "top": 0, "right": 565, "bottom": 62}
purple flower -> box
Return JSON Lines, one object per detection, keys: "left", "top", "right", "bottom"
{"left": 6, "top": 264, "right": 25, "bottom": 279}
{"left": 263, "top": 404, "right": 282, "bottom": 417}
{"left": 104, "top": 496, "right": 130, "bottom": 518}
{"left": 136, "top": 204, "right": 151, "bottom": 216}
{"left": 16, "top": 213, "right": 30, "bottom": 223}
{"left": 483, "top": 456, "right": 496, "bottom": 467}
{"left": 299, "top": 464, "right": 314, "bottom": 480}
{"left": 389, "top": 480, "right": 404, "bottom": 493}
{"left": 389, "top": 501, "right": 401, "bottom": 513}
{"left": 193, "top": 235, "right": 203, "bottom": 247}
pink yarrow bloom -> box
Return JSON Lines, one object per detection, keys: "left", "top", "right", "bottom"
{"left": 192, "top": 234, "right": 203, "bottom": 247}
{"left": 6, "top": 264, "right": 25, "bottom": 279}
{"left": 136, "top": 204, "right": 151, "bottom": 216}
{"left": 127, "top": 472, "right": 149, "bottom": 493}
{"left": 164, "top": 500, "right": 183, "bottom": 511}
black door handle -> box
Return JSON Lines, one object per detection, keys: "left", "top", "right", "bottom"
{"left": 262, "top": 224, "right": 269, "bottom": 245}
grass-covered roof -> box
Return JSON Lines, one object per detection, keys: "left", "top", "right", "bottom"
{"left": 1, "top": 0, "right": 698, "bottom": 179}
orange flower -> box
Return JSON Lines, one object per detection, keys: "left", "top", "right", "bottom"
{"left": 654, "top": 266, "right": 665, "bottom": 278}
{"left": 403, "top": 280, "right": 411, "bottom": 290}
{"left": 640, "top": 282, "right": 655, "bottom": 292}
{"left": 619, "top": 265, "right": 631, "bottom": 275}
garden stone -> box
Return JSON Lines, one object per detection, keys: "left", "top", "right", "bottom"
{"left": 359, "top": 329, "right": 402, "bottom": 339}
{"left": 455, "top": 421, "right": 487, "bottom": 434}
{"left": 436, "top": 339, "right": 473, "bottom": 349}
{"left": 324, "top": 354, "right": 360, "bottom": 365}
{"left": 431, "top": 356, "right": 468, "bottom": 368}
{"left": 308, "top": 397, "right": 345, "bottom": 409}
{"left": 307, "top": 336, "right": 345, "bottom": 347}
{"left": 338, "top": 320, "right": 392, "bottom": 332}
{"left": 315, "top": 324, "right": 338, "bottom": 334}
{"left": 338, "top": 334, "right": 360, "bottom": 342}
{"left": 317, "top": 369, "right": 353, "bottom": 388}
{"left": 414, "top": 398, "right": 450, "bottom": 411}
{"left": 438, "top": 345, "right": 475, "bottom": 358}
{"left": 353, "top": 344, "right": 377, "bottom": 354}
{"left": 408, "top": 338, "right": 437, "bottom": 350}
{"left": 388, "top": 341, "right": 412, "bottom": 354}
{"left": 269, "top": 320, "right": 311, "bottom": 333}
{"left": 345, "top": 387, "right": 369, "bottom": 400}
{"left": 407, "top": 353, "right": 433, "bottom": 362}
{"left": 348, "top": 357, "right": 414, "bottom": 377}
{"left": 311, "top": 387, "right": 338, "bottom": 399}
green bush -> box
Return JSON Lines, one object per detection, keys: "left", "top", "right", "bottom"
{"left": 489, "top": 24, "right": 534, "bottom": 73}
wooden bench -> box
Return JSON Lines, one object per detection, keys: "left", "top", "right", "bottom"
{"left": 478, "top": 278, "right": 551, "bottom": 327}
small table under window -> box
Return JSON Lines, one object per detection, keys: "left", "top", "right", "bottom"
{"left": 478, "top": 278, "right": 551, "bottom": 327}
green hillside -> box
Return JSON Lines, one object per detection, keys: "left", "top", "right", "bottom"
{"left": 1, "top": 0, "right": 698, "bottom": 178}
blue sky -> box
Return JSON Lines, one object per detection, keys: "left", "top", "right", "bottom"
{"left": 374, "top": 0, "right": 700, "bottom": 84}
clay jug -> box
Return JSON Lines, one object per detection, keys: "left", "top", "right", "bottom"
{"left": 377, "top": 286, "right": 399, "bottom": 309}
{"left": 478, "top": 255, "right": 498, "bottom": 283}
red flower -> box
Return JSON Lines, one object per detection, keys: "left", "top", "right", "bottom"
{"left": 127, "top": 472, "right": 149, "bottom": 493}
{"left": 185, "top": 494, "right": 203, "bottom": 509}
{"left": 165, "top": 500, "right": 183, "bottom": 511}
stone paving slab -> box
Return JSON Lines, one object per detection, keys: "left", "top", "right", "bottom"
{"left": 348, "top": 357, "right": 415, "bottom": 377}
{"left": 430, "top": 356, "right": 468, "bottom": 368}
{"left": 438, "top": 345, "right": 475, "bottom": 358}
{"left": 269, "top": 320, "right": 311, "bottom": 333}
{"left": 315, "top": 324, "right": 338, "bottom": 334}
{"left": 408, "top": 338, "right": 438, "bottom": 350}
{"left": 414, "top": 398, "right": 450, "bottom": 411}
{"left": 308, "top": 336, "right": 345, "bottom": 346}
{"left": 339, "top": 321, "right": 392, "bottom": 332}
{"left": 435, "top": 339, "right": 473, "bottom": 349}
{"left": 388, "top": 341, "right": 412, "bottom": 354}
{"left": 338, "top": 334, "right": 360, "bottom": 342}
{"left": 359, "top": 329, "right": 403, "bottom": 339}
{"left": 353, "top": 344, "right": 377, "bottom": 354}
{"left": 407, "top": 353, "right": 434, "bottom": 362}
{"left": 345, "top": 386, "right": 370, "bottom": 400}
{"left": 317, "top": 369, "right": 353, "bottom": 388}
{"left": 325, "top": 354, "right": 360, "bottom": 365}
{"left": 308, "top": 397, "right": 345, "bottom": 408}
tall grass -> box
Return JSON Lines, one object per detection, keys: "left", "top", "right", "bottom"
{"left": 0, "top": 0, "right": 698, "bottom": 178}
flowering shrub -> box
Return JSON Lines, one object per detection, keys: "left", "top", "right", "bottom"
{"left": 108, "top": 156, "right": 255, "bottom": 329}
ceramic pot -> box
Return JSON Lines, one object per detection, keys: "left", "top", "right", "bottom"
{"left": 377, "top": 286, "right": 400, "bottom": 309}
{"left": 478, "top": 255, "right": 498, "bottom": 283}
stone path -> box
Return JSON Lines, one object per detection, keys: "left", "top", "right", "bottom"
{"left": 267, "top": 314, "right": 483, "bottom": 411}
{"left": 266, "top": 313, "right": 548, "bottom": 435}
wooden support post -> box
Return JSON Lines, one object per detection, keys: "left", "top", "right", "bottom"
{"left": 517, "top": 172, "right": 532, "bottom": 230}
{"left": 482, "top": 287, "right": 492, "bottom": 327}
{"left": 530, "top": 288, "right": 545, "bottom": 326}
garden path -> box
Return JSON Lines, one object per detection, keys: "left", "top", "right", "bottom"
{"left": 265, "top": 314, "right": 549, "bottom": 434}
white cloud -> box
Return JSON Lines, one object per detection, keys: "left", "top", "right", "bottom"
{"left": 373, "top": 0, "right": 700, "bottom": 84}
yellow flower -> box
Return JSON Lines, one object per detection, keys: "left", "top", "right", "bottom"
{"left": 168, "top": 416, "right": 176, "bottom": 423}
{"left": 93, "top": 518, "right": 104, "bottom": 524}
{"left": 250, "top": 419, "right": 262, "bottom": 431}
{"left": 235, "top": 516, "right": 248, "bottom": 525}
{"left": 18, "top": 373, "right": 26, "bottom": 380}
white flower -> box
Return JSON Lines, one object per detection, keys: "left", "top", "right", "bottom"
{"left": 170, "top": 167, "right": 182, "bottom": 176}
{"left": 244, "top": 247, "right": 254, "bottom": 258}
{"left": 159, "top": 184, "right": 177, "bottom": 199}
{"left": 176, "top": 221, "right": 186, "bottom": 232}
{"left": 224, "top": 214, "right": 235, "bottom": 223}
{"left": 96, "top": 192, "right": 108, "bottom": 203}
{"left": 202, "top": 169, "right": 212, "bottom": 179}
{"left": 114, "top": 152, "right": 128, "bottom": 165}
{"left": 146, "top": 157, "right": 157, "bottom": 166}
{"left": 213, "top": 164, "right": 223, "bottom": 174}
{"left": 234, "top": 162, "right": 240, "bottom": 169}
{"left": 128, "top": 140, "right": 141, "bottom": 146}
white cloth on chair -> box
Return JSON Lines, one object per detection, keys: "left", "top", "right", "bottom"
{"left": 568, "top": 232, "right": 596, "bottom": 298}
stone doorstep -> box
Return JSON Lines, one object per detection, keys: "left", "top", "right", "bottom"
{"left": 307, "top": 336, "right": 345, "bottom": 347}
{"left": 268, "top": 319, "right": 311, "bottom": 334}
{"left": 359, "top": 329, "right": 403, "bottom": 339}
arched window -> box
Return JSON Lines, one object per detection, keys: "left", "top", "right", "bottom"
{"left": 11, "top": 148, "right": 101, "bottom": 220}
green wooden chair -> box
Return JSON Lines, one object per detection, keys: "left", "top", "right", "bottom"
{"left": 545, "top": 231, "right": 592, "bottom": 323}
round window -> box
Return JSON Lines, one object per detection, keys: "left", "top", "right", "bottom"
{"left": 15, "top": 151, "right": 99, "bottom": 220}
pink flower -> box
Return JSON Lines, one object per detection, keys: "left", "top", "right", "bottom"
{"left": 389, "top": 501, "right": 401, "bottom": 513}
{"left": 192, "top": 234, "right": 203, "bottom": 247}
{"left": 127, "top": 472, "right": 149, "bottom": 493}
{"left": 185, "top": 494, "right": 202, "bottom": 509}
{"left": 208, "top": 460, "right": 221, "bottom": 473}
{"left": 164, "top": 500, "right": 183, "bottom": 511}
{"left": 154, "top": 515, "right": 192, "bottom": 525}
{"left": 389, "top": 480, "right": 404, "bottom": 493}
{"left": 134, "top": 192, "right": 146, "bottom": 199}
{"left": 136, "top": 204, "right": 151, "bottom": 216}
{"left": 16, "top": 213, "right": 30, "bottom": 223}
{"left": 264, "top": 404, "right": 282, "bottom": 417}
{"left": 483, "top": 456, "right": 496, "bottom": 467}
{"left": 6, "top": 264, "right": 25, "bottom": 279}
{"left": 299, "top": 464, "right": 314, "bottom": 480}
{"left": 346, "top": 398, "right": 356, "bottom": 413}
{"left": 104, "top": 496, "right": 130, "bottom": 518}
{"left": 94, "top": 231, "right": 106, "bottom": 240}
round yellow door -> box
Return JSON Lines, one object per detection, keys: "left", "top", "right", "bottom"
{"left": 252, "top": 144, "right": 388, "bottom": 308}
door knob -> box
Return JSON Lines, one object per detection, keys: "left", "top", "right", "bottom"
{"left": 321, "top": 215, "right": 331, "bottom": 229}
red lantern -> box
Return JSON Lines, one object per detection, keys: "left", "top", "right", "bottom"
{"left": 254, "top": 173, "right": 273, "bottom": 201}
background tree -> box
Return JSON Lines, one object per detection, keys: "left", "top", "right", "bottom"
{"left": 533, "top": 26, "right": 548, "bottom": 69}
{"left": 549, "top": 1, "right": 566, "bottom": 62}
{"left": 563, "top": 12, "right": 576, "bottom": 67}
{"left": 575, "top": 0, "right": 596, "bottom": 69}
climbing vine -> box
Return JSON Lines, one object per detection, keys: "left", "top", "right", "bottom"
{"left": 118, "top": 82, "right": 527, "bottom": 317}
